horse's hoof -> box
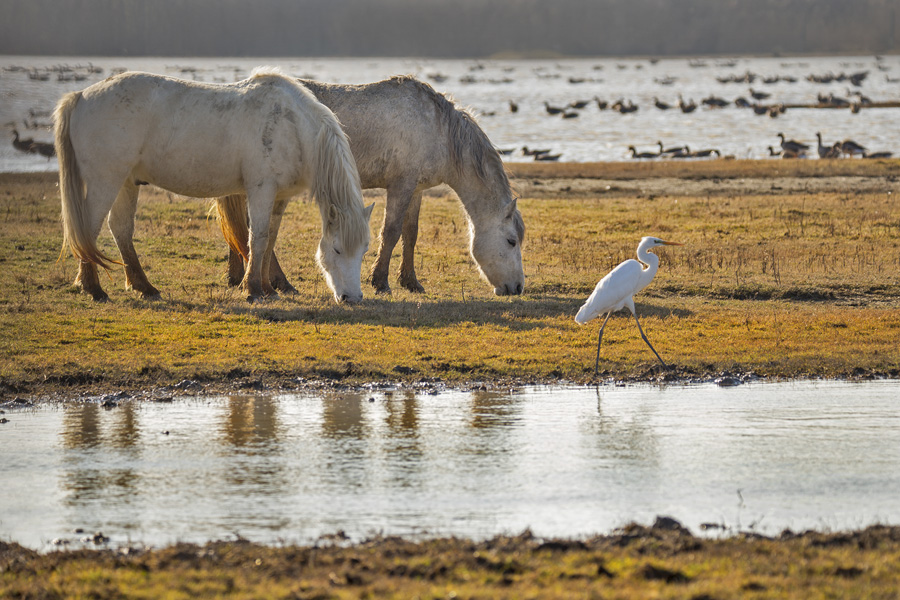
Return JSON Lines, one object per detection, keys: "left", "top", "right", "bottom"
{"left": 401, "top": 280, "right": 425, "bottom": 293}
{"left": 140, "top": 289, "right": 162, "bottom": 300}
{"left": 88, "top": 290, "right": 109, "bottom": 302}
{"left": 373, "top": 285, "right": 392, "bottom": 295}
{"left": 274, "top": 283, "right": 298, "bottom": 295}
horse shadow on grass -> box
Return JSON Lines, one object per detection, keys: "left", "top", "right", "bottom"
{"left": 138, "top": 292, "right": 694, "bottom": 332}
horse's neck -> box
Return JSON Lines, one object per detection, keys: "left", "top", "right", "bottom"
{"left": 447, "top": 164, "right": 508, "bottom": 218}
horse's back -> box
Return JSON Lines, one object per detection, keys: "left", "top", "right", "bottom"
{"left": 302, "top": 76, "right": 453, "bottom": 188}
{"left": 68, "top": 71, "right": 325, "bottom": 197}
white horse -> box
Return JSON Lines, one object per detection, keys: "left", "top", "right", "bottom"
{"left": 217, "top": 75, "right": 525, "bottom": 296}
{"left": 54, "top": 68, "right": 373, "bottom": 303}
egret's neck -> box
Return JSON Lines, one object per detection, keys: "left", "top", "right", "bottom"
{"left": 637, "top": 248, "right": 660, "bottom": 284}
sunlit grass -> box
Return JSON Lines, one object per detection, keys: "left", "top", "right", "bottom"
{"left": 2, "top": 526, "right": 900, "bottom": 599}
{"left": 1, "top": 164, "right": 899, "bottom": 396}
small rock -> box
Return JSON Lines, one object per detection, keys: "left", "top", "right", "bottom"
{"left": 715, "top": 376, "right": 742, "bottom": 387}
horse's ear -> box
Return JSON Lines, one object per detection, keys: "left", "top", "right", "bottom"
{"left": 364, "top": 202, "right": 375, "bottom": 222}
{"left": 506, "top": 197, "right": 518, "bottom": 218}
{"left": 328, "top": 204, "right": 339, "bottom": 226}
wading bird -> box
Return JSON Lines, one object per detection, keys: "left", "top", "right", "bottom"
{"left": 575, "top": 237, "right": 681, "bottom": 373}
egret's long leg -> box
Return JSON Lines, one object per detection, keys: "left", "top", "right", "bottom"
{"left": 632, "top": 312, "right": 668, "bottom": 368}
{"left": 594, "top": 312, "right": 613, "bottom": 375}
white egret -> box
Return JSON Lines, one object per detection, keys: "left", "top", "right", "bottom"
{"left": 575, "top": 237, "right": 682, "bottom": 373}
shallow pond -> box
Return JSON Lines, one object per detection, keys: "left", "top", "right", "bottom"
{"left": 2, "top": 380, "right": 899, "bottom": 550}
{"left": 3, "top": 54, "right": 900, "bottom": 170}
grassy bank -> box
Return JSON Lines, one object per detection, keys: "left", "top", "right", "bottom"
{"left": 1, "top": 161, "right": 899, "bottom": 399}
{"left": 3, "top": 524, "right": 900, "bottom": 598}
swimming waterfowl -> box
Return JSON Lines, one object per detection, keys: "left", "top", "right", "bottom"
{"left": 840, "top": 139, "right": 866, "bottom": 156}
{"left": 777, "top": 133, "right": 809, "bottom": 155}
{"left": 629, "top": 146, "right": 659, "bottom": 159}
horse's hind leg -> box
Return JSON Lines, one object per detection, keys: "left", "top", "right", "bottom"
{"left": 227, "top": 248, "right": 244, "bottom": 287}
{"left": 108, "top": 181, "right": 160, "bottom": 299}
{"left": 398, "top": 190, "right": 425, "bottom": 293}
{"left": 74, "top": 261, "right": 109, "bottom": 302}
{"left": 70, "top": 178, "right": 122, "bottom": 301}
{"left": 371, "top": 182, "right": 416, "bottom": 294}
{"left": 231, "top": 248, "right": 294, "bottom": 293}
{"left": 220, "top": 194, "right": 294, "bottom": 292}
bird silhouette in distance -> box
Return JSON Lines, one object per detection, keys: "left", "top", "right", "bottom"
{"left": 575, "top": 237, "right": 682, "bottom": 374}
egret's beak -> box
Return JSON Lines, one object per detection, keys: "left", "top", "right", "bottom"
{"left": 661, "top": 240, "right": 683, "bottom": 246}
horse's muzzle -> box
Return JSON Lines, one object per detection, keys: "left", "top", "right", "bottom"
{"left": 339, "top": 293, "right": 364, "bottom": 304}
{"left": 495, "top": 282, "right": 524, "bottom": 296}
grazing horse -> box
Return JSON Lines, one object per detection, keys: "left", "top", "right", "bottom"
{"left": 217, "top": 75, "right": 525, "bottom": 296}
{"left": 54, "top": 69, "right": 373, "bottom": 303}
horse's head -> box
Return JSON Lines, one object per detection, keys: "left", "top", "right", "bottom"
{"left": 469, "top": 197, "right": 525, "bottom": 296}
{"left": 316, "top": 203, "right": 375, "bottom": 304}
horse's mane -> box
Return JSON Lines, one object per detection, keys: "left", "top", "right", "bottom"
{"left": 389, "top": 76, "right": 524, "bottom": 242}
{"left": 252, "top": 66, "right": 368, "bottom": 251}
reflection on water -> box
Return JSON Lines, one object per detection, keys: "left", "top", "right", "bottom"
{"left": 2, "top": 380, "right": 899, "bottom": 550}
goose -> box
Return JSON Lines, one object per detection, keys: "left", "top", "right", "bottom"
{"left": 665, "top": 145, "right": 691, "bottom": 158}
{"left": 508, "top": 100, "right": 518, "bottom": 113}
{"left": 522, "top": 145, "right": 551, "bottom": 156}
{"left": 702, "top": 95, "right": 729, "bottom": 108}
{"left": 534, "top": 152, "right": 561, "bottom": 161}
{"left": 653, "top": 97, "right": 672, "bottom": 110}
{"left": 777, "top": 133, "right": 809, "bottom": 154}
{"left": 11, "top": 130, "right": 35, "bottom": 153}
{"left": 690, "top": 148, "right": 721, "bottom": 158}
{"left": 678, "top": 95, "right": 697, "bottom": 113}
{"left": 657, "top": 141, "right": 687, "bottom": 155}
{"left": 840, "top": 139, "right": 866, "bottom": 156}
{"left": 815, "top": 132, "right": 833, "bottom": 158}
{"left": 863, "top": 151, "right": 893, "bottom": 159}
{"left": 824, "top": 143, "right": 842, "bottom": 159}
{"left": 749, "top": 88, "right": 771, "bottom": 100}
{"left": 29, "top": 140, "right": 55, "bottom": 158}
{"left": 593, "top": 96, "right": 608, "bottom": 110}
{"left": 768, "top": 146, "right": 799, "bottom": 159}
{"left": 629, "top": 146, "right": 659, "bottom": 159}
{"left": 561, "top": 111, "right": 579, "bottom": 119}
{"left": 569, "top": 100, "right": 590, "bottom": 109}
{"left": 544, "top": 101, "right": 564, "bottom": 115}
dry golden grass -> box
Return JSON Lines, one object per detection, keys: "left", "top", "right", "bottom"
{"left": 1, "top": 163, "right": 899, "bottom": 399}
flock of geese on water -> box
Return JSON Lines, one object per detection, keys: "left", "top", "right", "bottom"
{"left": 625, "top": 132, "right": 892, "bottom": 161}
{"left": 6, "top": 60, "right": 898, "bottom": 164}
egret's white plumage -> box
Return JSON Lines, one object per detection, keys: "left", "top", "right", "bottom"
{"left": 576, "top": 236, "right": 681, "bottom": 372}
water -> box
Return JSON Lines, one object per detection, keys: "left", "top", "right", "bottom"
{"left": 3, "top": 54, "right": 900, "bottom": 172}
{"left": 2, "top": 380, "right": 899, "bottom": 550}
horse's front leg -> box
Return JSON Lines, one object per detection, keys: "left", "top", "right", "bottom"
{"left": 370, "top": 183, "right": 415, "bottom": 294}
{"left": 243, "top": 185, "right": 277, "bottom": 302}
{"left": 259, "top": 196, "right": 291, "bottom": 297}
{"left": 108, "top": 181, "right": 160, "bottom": 299}
{"left": 398, "top": 190, "right": 425, "bottom": 293}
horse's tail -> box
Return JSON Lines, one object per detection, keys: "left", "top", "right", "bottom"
{"left": 312, "top": 114, "right": 368, "bottom": 249}
{"left": 54, "top": 90, "right": 118, "bottom": 268}
{"left": 215, "top": 195, "right": 250, "bottom": 261}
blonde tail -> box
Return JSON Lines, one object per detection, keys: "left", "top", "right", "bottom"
{"left": 53, "top": 91, "right": 118, "bottom": 268}
{"left": 215, "top": 194, "right": 251, "bottom": 260}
